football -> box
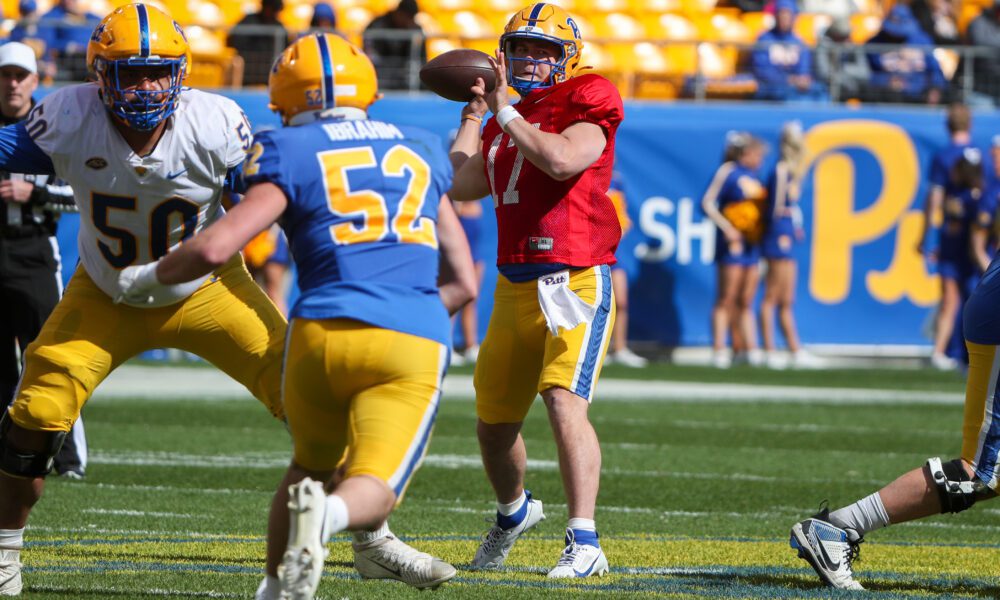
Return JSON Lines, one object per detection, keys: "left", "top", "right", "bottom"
{"left": 420, "top": 49, "right": 497, "bottom": 102}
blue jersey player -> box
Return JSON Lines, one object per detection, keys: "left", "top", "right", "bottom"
{"left": 116, "top": 34, "right": 476, "bottom": 599}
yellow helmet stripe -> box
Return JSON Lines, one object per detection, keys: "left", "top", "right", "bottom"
{"left": 136, "top": 3, "right": 150, "bottom": 57}
{"left": 315, "top": 33, "right": 335, "bottom": 109}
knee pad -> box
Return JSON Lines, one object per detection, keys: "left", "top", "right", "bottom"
{"left": 0, "top": 412, "right": 67, "bottom": 478}
{"left": 927, "top": 457, "right": 992, "bottom": 514}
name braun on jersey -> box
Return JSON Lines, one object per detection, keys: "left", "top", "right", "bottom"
{"left": 322, "top": 120, "right": 404, "bottom": 141}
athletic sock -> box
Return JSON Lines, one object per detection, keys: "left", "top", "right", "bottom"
{"left": 321, "top": 494, "right": 349, "bottom": 543}
{"left": 353, "top": 521, "right": 391, "bottom": 545}
{"left": 496, "top": 491, "right": 527, "bottom": 530}
{"left": 0, "top": 528, "right": 23, "bottom": 550}
{"left": 827, "top": 492, "right": 891, "bottom": 536}
{"left": 567, "top": 518, "right": 599, "bottom": 547}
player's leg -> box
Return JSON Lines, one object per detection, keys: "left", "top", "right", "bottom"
{"left": 168, "top": 255, "right": 287, "bottom": 421}
{"left": 538, "top": 265, "right": 615, "bottom": 578}
{"left": 789, "top": 265, "right": 1000, "bottom": 589}
{"left": 275, "top": 321, "right": 452, "bottom": 598}
{"left": 931, "top": 275, "right": 960, "bottom": 368}
{"left": 472, "top": 275, "right": 546, "bottom": 569}
{"left": 0, "top": 267, "right": 153, "bottom": 595}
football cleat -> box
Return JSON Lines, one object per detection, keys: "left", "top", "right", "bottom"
{"left": 87, "top": 3, "right": 190, "bottom": 131}
{"left": 546, "top": 529, "right": 609, "bottom": 578}
{"left": 789, "top": 510, "right": 864, "bottom": 590}
{"left": 353, "top": 534, "right": 456, "bottom": 589}
{"left": 278, "top": 478, "right": 329, "bottom": 600}
{"left": 0, "top": 548, "right": 22, "bottom": 596}
{"left": 471, "top": 492, "right": 546, "bottom": 569}
{"left": 269, "top": 33, "right": 378, "bottom": 126}
{"left": 610, "top": 348, "right": 648, "bottom": 368}
{"left": 930, "top": 353, "right": 958, "bottom": 371}
{"left": 500, "top": 3, "right": 583, "bottom": 96}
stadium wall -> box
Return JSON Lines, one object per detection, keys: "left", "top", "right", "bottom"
{"left": 50, "top": 90, "right": 1000, "bottom": 348}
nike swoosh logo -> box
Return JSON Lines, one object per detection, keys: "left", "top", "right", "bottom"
{"left": 573, "top": 553, "right": 601, "bottom": 577}
{"left": 166, "top": 168, "right": 188, "bottom": 180}
{"left": 816, "top": 539, "right": 841, "bottom": 570}
{"left": 366, "top": 556, "right": 402, "bottom": 577}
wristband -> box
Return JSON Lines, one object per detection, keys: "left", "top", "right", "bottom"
{"left": 136, "top": 261, "right": 161, "bottom": 288}
{"left": 496, "top": 105, "right": 522, "bottom": 132}
{"left": 462, "top": 114, "right": 482, "bottom": 125}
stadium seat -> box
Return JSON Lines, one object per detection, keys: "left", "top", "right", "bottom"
{"left": 580, "top": 40, "right": 627, "bottom": 89}
{"left": 486, "top": 0, "right": 527, "bottom": 11}
{"left": 933, "top": 47, "right": 960, "bottom": 80}
{"left": 702, "top": 11, "right": 754, "bottom": 42}
{"left": 190, "top": 0, "right": 226, "bottom": 27}
{"left": 420, "top": 0, "right": 475, "bottom": 12}
{"left": 643, "top": 12, "right": 699, "bottom": 41}
{"left": 438, "top": 9, "right": 494, "bottom": 35}
{"left": 280, "top": 2, "right": 314, "bottom": 33}
{"left": 958, "top": 2, "right": 982, "bottom": 35}
{"left": 740, "top": 11, "right": 774, "bottom": 39}
{"left": 681, "top": 0, "right": 717, "bottom": 16}
{"left": 426, "top": 35, "right": 461, "bottom": 60}
{"left": 577, "top": 0, "right": 630, "bottom": 13}
{"left": 849, "top": 13, "right": 881, "bottom": 43}
{"left": 793, "top": 12, "right": 832, "bottom": 46}
{"left": 338, "top": 6, "right": 375, "bottom": 36}
{"left": 591, "top": 11, "right": 646, "bottom": 40}
{"left": 185, "top": 25, "right": 244, "bottom": 88}
{"left": 697, "top": 41, "right": 738, "bottom": 78}
{"left": 630, "top": 0, "right": 682, "bottom": 14}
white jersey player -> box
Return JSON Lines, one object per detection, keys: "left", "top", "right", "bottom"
{"left": 0, "top": 4, "right": 287, "bottom": 596}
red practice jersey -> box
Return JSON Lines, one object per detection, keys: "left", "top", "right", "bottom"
{"left": 481, "top": 73, "right": 624, "bottom": 268}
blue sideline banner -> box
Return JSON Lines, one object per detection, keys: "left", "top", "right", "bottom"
{"left": 49, "top": 90, "right": 1000, "bottom": 347}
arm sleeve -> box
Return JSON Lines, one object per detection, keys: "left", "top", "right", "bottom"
{"left": 0, "top": 122, "right": 56, "bottom": 175}
{"left": 566, "top": 76, "right": 624, "bottom": 134}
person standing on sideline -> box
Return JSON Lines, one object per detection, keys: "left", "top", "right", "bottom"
{"left": 448, "top": 3, "right": 623, "bottom": 577}
{"left": 0, "top": 42, "right": 85, "bottom": 479}
{"left": 702, "top": 131, "right": 768, "bottom": 368}
{"left": 919, "top": 103, "right": 976, "bottom": 370}
{"left": 759, "top": 121, "right": 824, "bottom": 369}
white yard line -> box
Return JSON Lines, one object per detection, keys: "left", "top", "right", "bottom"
{"left": 90, "top": 365, "right": 963, "bottom": 405}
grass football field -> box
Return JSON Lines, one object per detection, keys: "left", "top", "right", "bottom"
{"left": 20, "top": 361, "right": 1000, "bottom": 599}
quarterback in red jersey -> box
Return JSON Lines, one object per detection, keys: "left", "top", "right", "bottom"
{"left": 449, "top": 2, "right": 624, "bottom": 578}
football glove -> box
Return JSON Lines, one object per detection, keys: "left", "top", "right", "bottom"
{"left": 114, "top": 262, "right": 161, "bottom": 305}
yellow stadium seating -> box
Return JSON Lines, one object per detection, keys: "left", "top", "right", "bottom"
{"left": 591, "top": 11, "right": 646, "bottom": 39}
{"left": 338, "top": 5, "right": 375, "bottom": 35}
{"left": 849, "top": 13, "right": 881, "bottom": 43}
{"left": 793, "top": 12, "right": 832, "bottom": 46}
{"left": 577, "top": 0, "right": 630, "bottom": 12}
{"left": 426, "top": 35, "right": 461, "bottom": 60}
{"left": 697, "top": 41, "right": 738, "bottom": 77}
{"left": 740, "top": 11, "right": 774, "bottom": 40}
{"left": 185, "top": 25, "right": 244, "bottom": 87}
{"left": 681, "top": 0, "right": 717, "bottom": 16}
{"left": 437, "top": 9, "right": 494, "bottom": 35}
{"left": 190, "top": 0, "right": 226, "bottom": 27}
{"left": 933, "top": 47, "right": 960, "bottom": 80}
{"left": 420, "top": 0, "right": 474, "bottom": 12}
{"left": 631, "top": 0, "right": 683, "bottom": 14}
{"left": 701, "top": 11, "right": 754, "bottom": 42}
{"left": 958, "top": 2, "right": 983, "bottom": 34}
{"left": 643, "top": 12, "right": 699, "bottom": 41}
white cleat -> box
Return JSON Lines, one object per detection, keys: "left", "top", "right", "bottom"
{"left": 278, "top": 479, "right": 329, "bottom": 600}
{"left": 547, "top": 529, "right": 609, "bottom": 578}
{"left": 464, "top": 345, "right": 480, "bottom": 363}
{"left": 789, "top": 515, "right": 864, "bottom": 590}
{"left": 471, "top": 493, "right": 546, "bottom": 569}
{"left": 611, "top": 348, "right": 649, "bottom": 368}
{"left": 354, "top": 534, "right": 456, "bottom": 589}
{"left": 0, "top": 548, "right": 22, "bottom": 596}
{"left": 711, "top": 351, "right": 732, "bottom": 369}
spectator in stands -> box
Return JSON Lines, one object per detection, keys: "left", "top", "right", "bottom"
{"left": 363, "top": 0, "right": 425, "bottom": 91}
{"left": 751, "top": 0, "right": 828, "bottom": 101}
{"left": 965, "top": 0, "right": 1000, "bottom": 103}
{"left": 227, "top": 0, "right": 289, "bottom": 86}
{"left": 865, "top": 1, "right": 947, "bottom": 104}
{"left": 815, "top": 16, "right": 870, "bottom": 100}
{"left": 920, "top": 103, "right": 975, "bottom": 370}
{"left": 702, "top": 132, "right": 768, "bottom": 368}
{"left": 310, "top": 2, "right": 339, "bottom": 32}
{"left": 912, "top": 0, "right": 959, "bottom": 45}
{"left": 36, "top": 0, "right": 99, "bottom": 81}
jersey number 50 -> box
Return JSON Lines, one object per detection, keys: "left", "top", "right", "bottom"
{"left": 319, "top": 145, "right": 437, "bottom": 249}
{"left": 93, "top": 193, "right": 199, "bottom": 268}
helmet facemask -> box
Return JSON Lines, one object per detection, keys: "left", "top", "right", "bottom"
{"left": 96, "top": 55, "right": 186, "bottom": 131}
{"left": 502, "top": 33, "right": 570, "bottom": 96}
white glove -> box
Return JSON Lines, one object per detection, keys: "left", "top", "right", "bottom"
{"left": 114, "top": 262, "right": 161, "bottom": 305}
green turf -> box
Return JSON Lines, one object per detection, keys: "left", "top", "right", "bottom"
{"left": 17, "top": 366, "right": 996, "bottom": 598}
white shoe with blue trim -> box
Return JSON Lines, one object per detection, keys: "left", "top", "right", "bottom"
{"left": 0, "top": 548, "right": 22, "bottom": 596}
{"left": 789, "top": 513, "right": 864, "bottom": 590}
{"left": 471, "top": 492, "right": 545, "bottom": 569}
{"left": 547, "top": 529, "right": 609, "bottom": 578}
